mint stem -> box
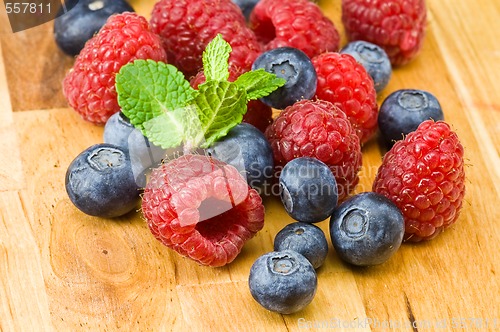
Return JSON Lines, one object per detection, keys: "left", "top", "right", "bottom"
{"left": 183, "top": 141, "right": 194, "bottom": 155}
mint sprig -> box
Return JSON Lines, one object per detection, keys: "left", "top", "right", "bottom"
{"left": 235, "top": 69, "right": 288, "bottom": 101}
{"left": 115, "top": 34, "right": 285, "bottom": 152}
{"left": 116, "top": 59, "right": 198, "bottom": 134}
{"left": 195, "top": 80, "right": 247, "bottom": 148}
{"left": 202, "top": 34, "right": 231, "bottom": 82}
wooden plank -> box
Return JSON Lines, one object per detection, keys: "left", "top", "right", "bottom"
{"left": 0, "top": 42, "right": 25, "bottom": 191}
{"left": 1, "top": 0, "right": 500, "bottom": 330}
{"left": 0, "top": 23, "right": 74, "bottom": 112}
{"left": 350, "top": 5, "right": 500, "bottom": 328}
{"left": 430, "top": 0, "right": 500, "bottom": 136}
{"left": 427, "top": 0, "right": 500, "bottom": 193}
{"left": 0, "top": 191, "right": 52, "bottom": 331}
{"left": 129, "top": 0, "right": 155, "bottom": 19}
{"left": 0, "top": 5, "right": 12, "bottom": 34}
{"left": 12, "top": 108, "right": 184, "bottom": 330}
{"left": 176, "top": 281, "right": 288, "bottom": 331}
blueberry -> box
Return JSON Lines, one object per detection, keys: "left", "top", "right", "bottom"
{"left": 378, "top": 89, "right": 444, "bottom": 146}
{"left": 206, "top": 123, "right": 273, "bottom": 192}
{"left": 274, "top": 222, "right": 328, "bottom": 269}
{"left": 341, "top": 41, "right": 392, "bottom": 94}
{"left": 104, "top": 112, "right": 179, "bottom": 187}
{"left": 231, "top": 0, "right": 260, "bottom": 20}
{"left": 249, "top": 250, "right": 317, "bottom": 314}
{"left": 279, "top": 157, "right": 338, "bottom": 223}
{"left": 65, "top": 143, "right": 141, "bottom": 218}
{"left": 329, "top": 192, "right": 405, "bottom": 266}
{"left": 252, "top": 47, "right": 317, "bottom": 110}
{"left": 103, "top": 112, "right": 136, "bottom": 149}
{"left": 54, "top": 0, "right": 134, "bottom": 56}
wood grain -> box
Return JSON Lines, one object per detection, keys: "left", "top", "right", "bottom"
{"left": 0, "top": 23, "right": 74, "bottom": 112}
{"left": 1, "top": 0, "right": 499, "bottom": 331}
{"left": 0, "top": 41, "right": 25, "bottom": 191}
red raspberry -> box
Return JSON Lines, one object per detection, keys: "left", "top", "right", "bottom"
{"left": 142, "top": 154, "right": 265, "bottom": 267}
{"left": 242, "top": 100, "right": 273, "bottom": 133}
{"left": 62, "top": 13, "right": 167, "bottom": 125}
{"left": 265, "top": 100, "right": 362, "bottom": 201}
{"left": 342, "top": 0, "right": 427, "bottom": 66}
{"left": 150, "top": 0, "right": 262, "bottom": 78}
{"left": 312, "top": 52, "right": 378, "bottom": 144}
{"left": 373, "top": 120, "right": 466, "bottom": 242}
{"left": 249, "top": 0, "right": 340, "bottom": 58}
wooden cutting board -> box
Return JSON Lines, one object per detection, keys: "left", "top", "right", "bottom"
{"left": 1, "top": 0, "right": 499, "bottom": 330}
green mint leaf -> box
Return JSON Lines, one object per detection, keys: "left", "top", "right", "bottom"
{"left": 141, "top": 105, "right": 199, "bottom": 149}
{"left": 142, "top": 112, "right": 184, "bottom": 149}
{"left": 202, "top": 34, "right": 231, "bottom": 82}
{"left": 195, "top": 80, "right": 247, "bottom": 148}
{"left": 115, "top": 59, "right": 197, "bottom": 132}
{"left": 234, "top": 68, "right": 286, "bottom": 101}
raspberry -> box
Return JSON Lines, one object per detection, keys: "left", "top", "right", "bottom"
{"left": 342, "top": 0, "right": 427, "bottom": 66}
{"left": 150, "top": 0, "right": 262, "bottom": 78}
{"left": 249, "top": 0, "right": 340, "bottom": 59}
{"left": 265, "top": 100, "right": 362, "bottom": 201}
{"left": 62, "top": 13, "right": 167, "bottom": 125}
{"left": 312, "top": 52, "right": 378, "bottom": 144}
{"left": 242, "top": 100, "right": 273, "bottom": 133}
{"left": 373, "top": 120, "right": 466, "bottom": 242}
{"left": 142, "top": 154, "right": 265, "bottom": 267}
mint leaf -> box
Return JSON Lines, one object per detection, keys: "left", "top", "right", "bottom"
{"left": 115, "top": 37, "right": 288, "bottom": 154}
{"left": 234, "top": 68, "right": 286, "bottom": 101}
{"left": 140, "top": 104, "right": 196, "bottom": 149}
{"left": 202, "top": 34, "right": 231, "bottom": 82}
{"left": 115, "top": 59, "right": 197, "bottom": 132}
{"left": 142, "top": 112, "right": 184, "bottom": 149}
{"left": 195, "top": 81, "right": 247, "bottom": 148}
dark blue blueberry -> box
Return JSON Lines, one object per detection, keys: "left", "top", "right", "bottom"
{"left": 206, "top": 123, "right": 273, "bottom": 192}
{"left": 329, "top": 192, "right": 405, "bottom": 266}
{"left": 54, "top": 0, "right": 134, "bottom": 56}
{"left": 231, "top": 0, "right": 260, "bottom": 20}
{"left": 251, "top": 47, "right": 317, "bottom": 110}
{"left": 65, "top": 143, "right": 141, "bottom": 218}
{"left": 274, "top": 222, "right": 328, "bottom": 269}
{"left": 103, "top": 111, "right": 136, "bottom": 149}
{"left": 378, "top": 89, "right": 444, "bottom": 146}
{"left": 103, "top": 112, "right": 179, "bottom": 187}
{"left": 249, "top": 250, "right": 317, "bottom": 314}
{"left": 341, "top": 41, "right": 392, "bottom": 94}
{"left": 279, "top": 157, "right": 338, "bottom": 223}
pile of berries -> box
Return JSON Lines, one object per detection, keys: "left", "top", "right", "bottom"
{"left": 59, "top": 0, "right": 466, "bottom": 315}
